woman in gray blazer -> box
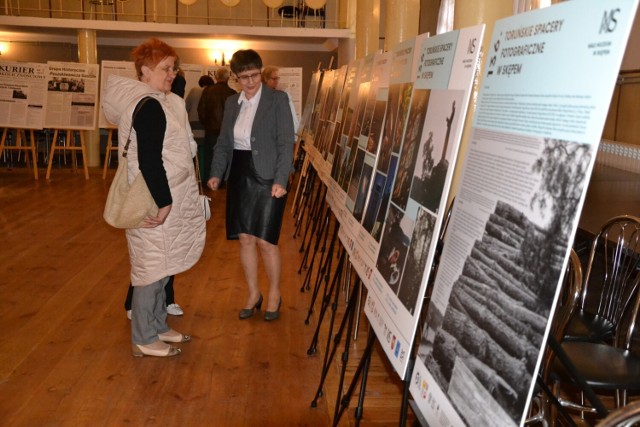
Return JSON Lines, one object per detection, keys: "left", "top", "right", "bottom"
{"left": 207, "top": 49, "right": 295, "bottom": 321}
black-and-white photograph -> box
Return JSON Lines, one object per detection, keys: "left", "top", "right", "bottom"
{"left": 353, "top": 161, "right": 374, "bottom": 221}
{"left": 346, "top": 148, "right": 366, "bottom": 201}
{"left": 363, "top": 172, "right": 386, "bottom": 232}
{"left": 391, "top": 89, "right": 430, "bottom": 211}
{"left": 366, "top": 100, "right": 387, "bottom": 155}
{"left": 376, "top": 203, "right": 413, "bottom": 294}
{"left": 418, "top": 136, "right": 593, "bottom": 425}
{"left": 372, "top": 155, "right": 398, "bottom": 242}
{"left": 392, "top": 83, "right": 414, "bottom": 154}
{"left": 396, "top": 207, "right": 436, "bottom": 315}
{"left": 410, "top": 90, "right": 464, "bottom": 214}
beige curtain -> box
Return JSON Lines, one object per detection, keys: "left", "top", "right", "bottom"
{"left": 513, "top": 0, "right": 552, "bottom": 14}
{"left": 436, "top": 0, "right": 454, "bottom": 34}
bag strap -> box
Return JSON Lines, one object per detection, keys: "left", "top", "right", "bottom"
{"left": 194, "top": 155, "right": 205, "bottom": 195}
{"left": 122, "top": 96, "right": 153, "bottom": 158}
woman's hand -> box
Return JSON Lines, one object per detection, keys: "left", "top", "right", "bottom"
{"left": 272, "top": 183, "right": 287, "bottom": 198}
{"left": 207, "top": 177, "right": 221, "bottom": 191}
{"left": 141, "top": 205, "right": 172, "bottom": 228}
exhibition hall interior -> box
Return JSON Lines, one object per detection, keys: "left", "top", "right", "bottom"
{"left": 1, "top": 0, "right": 640, "bottom": 425}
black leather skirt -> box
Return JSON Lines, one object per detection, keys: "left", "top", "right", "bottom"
{"left": 226, "top": 149, "right": 286, "bottom": 245}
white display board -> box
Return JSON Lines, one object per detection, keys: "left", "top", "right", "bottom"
{"left": 360, "top": 26, "right": 484, "bottom": 379}
{"left": 45, "top": 61, "right": 99, "bottom": 130}
{"left": 409, "top": 1, "right": 639, "bottom": 425}
{"left": 0, "top": 61, "right": 48, "bottom": 129}
{"left": 99, "top": 60, "right": 137, "bottom": 128}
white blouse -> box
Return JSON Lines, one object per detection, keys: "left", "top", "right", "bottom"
{"left": 233, "top": 85, "right": 262, "bottom": 151}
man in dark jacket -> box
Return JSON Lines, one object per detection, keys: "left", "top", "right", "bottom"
{"left": 198, "top": 67, "right": 237, "bottom": 181}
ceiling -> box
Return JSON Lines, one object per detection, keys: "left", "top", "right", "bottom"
{"left": 0, "top": 15, "right": 351, "bottom": 51}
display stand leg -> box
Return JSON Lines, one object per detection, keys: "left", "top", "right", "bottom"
{"left": 310, "top": 266, "right": 359, "bottom": 410}
{"left": 307, "top": 250, "right": 346, "bottom": 357}
{"left": 334, "top": 327, "right": 376, "bottom": 427}
{"left": 293, "top": 167, "right": 316, "bottom": 238}
{"left": 0, "top": 128, "right": 39, "bottom": 179}
{"left": 298, "top": 186, "right": 327, "bottom": 272}
{"left": 547, "top": 335, "right": 608, "bottom": 417}
{"left": 291, "top": 146, "right": 309, "bottom": 216}
{"left": 102, "top": 128, "right": 117, "bottom": 179}
{"left": 305, "top": 217, "right": 340, "bottom": 324}
{"left": 46, "top": 129, "right": 89, "bottom": 180}
{"left": 300, "top": 207, "right": 331, "bottom": 292}
{"left": 308, "top": 213, "right": 339, "bottom": 295}
{"left": 299, "top": 181, "right": 326, "bottom": 253}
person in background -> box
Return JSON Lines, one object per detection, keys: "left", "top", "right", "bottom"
{"left": 207, "top": 50, "right": 294, "bottom": 321}
{"left": 186, "top": 75, "right": 214, "bottom": 146}
{"left": 198, "top": 68, "right": 236, "bottom": 182}
{"left": 262, "top": 65, "right": 299, "bottom": 135}
{"left": 186, "top": 75, "right": 215, "bottom": 180}
{"left": 103, "top": 38, "right": 206, "bottom": 357}
{"left": 171, "top": 67, "right": 186, "bottom": 98}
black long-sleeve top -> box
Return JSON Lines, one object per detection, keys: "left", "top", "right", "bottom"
{"left": 133, "top": 98, "right": 172, "bottom": 208}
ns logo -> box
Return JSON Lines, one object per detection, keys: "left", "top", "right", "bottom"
{"left": 600, "top": 8, "right": 620, "bottom": 33}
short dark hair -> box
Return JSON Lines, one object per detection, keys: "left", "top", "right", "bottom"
{"left": 198, "top": 75, "right": 214, "bottom": 87}
{"left": 229, "top": 49, "right": 263, "bottom": 75}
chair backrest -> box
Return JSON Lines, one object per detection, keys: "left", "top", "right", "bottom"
{"left": 581, "top": 215, "right": 640, "bottom": 329}
{"left": 596, "top": 400, "right": 640, "bottom": 427}
{"left": 541, "top": 248, "right": 583, "bottom": 382}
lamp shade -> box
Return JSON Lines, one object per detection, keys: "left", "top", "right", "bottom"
{"left": 179, "top": 0, "right": 197, "bottom": 5}
{"left": 263, "top": 0, "right": 283, "bottom": 7}
{"left": 305, "top": 0, "right": 326, "bottom": 8}
{"left": 220, "top": 0, "right": 240, "bottom": 6}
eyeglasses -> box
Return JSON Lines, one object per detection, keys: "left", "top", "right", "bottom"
{"left": 236, "top": 72, "right": 261, "bottom": 83}
{"left": 158, "top": 66, "right": 179, "bottom": 74}
{"left": 268, "top": 76, "right": 281, "bottom": 81}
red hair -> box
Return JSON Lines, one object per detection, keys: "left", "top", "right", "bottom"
{"left": 130, "top": 38, "right": 178, "bottom": 80}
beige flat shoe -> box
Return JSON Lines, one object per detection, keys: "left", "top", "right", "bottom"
{"left": 132, "top": 340, "right": 181, "bottom": 357}
{"left": 158, "top": 329, "right": 191, "bottom": 343}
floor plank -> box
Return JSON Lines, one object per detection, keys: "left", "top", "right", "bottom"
{"left": 0, "top": 166, "right": 410, "bottom": 427}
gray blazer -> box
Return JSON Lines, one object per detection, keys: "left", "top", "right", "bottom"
{"left": 210, "top": 85, "right": 295, "bottom": 188}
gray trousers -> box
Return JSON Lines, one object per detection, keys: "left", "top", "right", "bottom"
{"left": 131, "top": 276, "right": 171, "bottom": 345}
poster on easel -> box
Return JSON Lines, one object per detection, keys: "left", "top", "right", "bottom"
{"left": 179, "top": 63, "right": 204, "bottom": 99}
{"left": 99, "top": 60, "right": 137, "bottom": 128}
{"left": 358, "top": 25, "right": 484, "bottom": 379}
{"left": 409, "top": 1, "right": 639, "bottom": 425}
{"left": 277, "top": 67, "right": 303, "bottom": 125}
{"left": 334, "top": 51, "right": 392, "bottom": 284}
{"left": 45, "top": 61, "right": 99, "bottom": 130}
{"left": 0, "top": 61, "right": 48, "bottom": 129}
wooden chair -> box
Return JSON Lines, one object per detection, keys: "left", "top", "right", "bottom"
{"left": 564, "top": 215, "right": 640, "bottom": 343}
{"left": 525, "top": 249, "right": 583, "bottom": 426}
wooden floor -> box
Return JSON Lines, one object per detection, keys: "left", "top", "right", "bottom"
{"left": 0, "top": 166, "right": 410, "bottom": 427}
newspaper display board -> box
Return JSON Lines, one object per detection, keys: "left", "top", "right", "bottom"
{"left": 0, "top": 61, "right": 48, "bottom": 129}
{"left": 409, "top": 1, "right": 639, "bottom": 425}
{"left": 277, "top": 67, "right": 303, "bottom": 125}
{"left": 45, "top": 61, "right": 99, "bottom": 130}
{"left": 99, "top": 61, "right": 137, "bottom": 128}
{"left": 358, "top": 26, "right": 484, "bottom": 379}
{"left": 180, "top": 63, "right": 204, "bottom": 99}
{"left": 299, "top": 70, "right": 322, "bottom": 135}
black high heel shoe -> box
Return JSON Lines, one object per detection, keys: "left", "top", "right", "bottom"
{"left": 239, "top": 294, "right": 263, "bottom": 320}
{"left": 264, "top": 298, "right": 282, "bottom": 321}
